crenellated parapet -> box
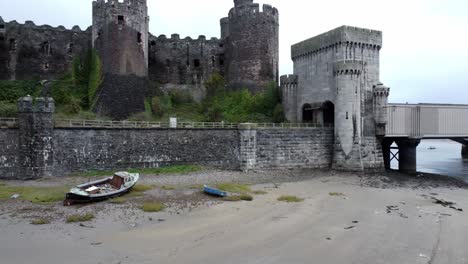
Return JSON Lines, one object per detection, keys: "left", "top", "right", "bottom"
{"left": 17, "top": 96, "right": 55, "bottom": 113}
{"left": 1, "top": 18, "right": 91, "bottom": 33}
{"left": 151, "top": 34, "right": 221, "bottom": 45}
{"left": 228, "top": 3, "right": 279, "bottom": 23}
{"left": 280, "top": 74, "right": 298, "bottom": 86}
{"left": 292, "top": 26, "right": 382, "bottom": 60}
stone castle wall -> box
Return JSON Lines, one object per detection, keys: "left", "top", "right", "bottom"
{"left": 0, "top": 18, "right": 91, "bottom": 80}
{"left": 0, "top": 129, "right": 19, "bottom": 179}
{"left": 148, "top": 34, "right": 224, "bottom": 101}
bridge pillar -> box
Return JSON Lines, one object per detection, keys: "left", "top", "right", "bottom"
{"left": 381, "top": 138, "right": 393, "bottom": 170}
{"left": 463, "top": 145, "right": 468, "bottom": 158}
{"left": 396, "top": 138, "right": 421, "bottom": 174}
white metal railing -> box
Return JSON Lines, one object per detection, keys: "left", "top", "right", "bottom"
{"left": 0, "top": 118, "right": 18, "bottom": 128}
{"left": 53, "top": 119, "right": 330, "bottom": 129}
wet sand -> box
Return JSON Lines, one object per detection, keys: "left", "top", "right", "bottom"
{"left": 1, "top": 170, "right": 468, "bottom": 264}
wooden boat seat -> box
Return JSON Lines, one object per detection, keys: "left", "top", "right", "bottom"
{"left": 109, "top": 175, "right": 124, "bottom": 189}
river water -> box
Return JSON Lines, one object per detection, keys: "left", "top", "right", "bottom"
{"left": 391, "top": 140, "right": 468, "bottom": 182}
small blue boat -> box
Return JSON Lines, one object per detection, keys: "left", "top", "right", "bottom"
{"left": 203, "top": 185, "right": 227, "bottom": 197}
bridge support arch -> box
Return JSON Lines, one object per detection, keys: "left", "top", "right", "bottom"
{"left": 463, "top": 145, "right": 468, "bottom": 158}
{"left": 395, "top": 138, "right": 421, "bottom": 174}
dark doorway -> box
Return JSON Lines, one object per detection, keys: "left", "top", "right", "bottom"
{"left": 302, "top": 104, "right": 314, "bottom": 122}
{"left": 323, "top": 101, "right": 335, "bottom": 126}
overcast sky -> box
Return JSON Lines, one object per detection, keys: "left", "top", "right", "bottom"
{"left": 1, "top": 0, "right": 467, "bottom": 104}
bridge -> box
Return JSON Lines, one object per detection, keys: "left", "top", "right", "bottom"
{"left": 384, "top": 103, "right": 468, "bottom": 173}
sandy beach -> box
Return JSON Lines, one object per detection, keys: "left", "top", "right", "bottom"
{"left": 1, "top": 169, "right": 467, "bottom": 264}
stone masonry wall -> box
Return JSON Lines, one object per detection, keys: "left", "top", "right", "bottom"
{"left": 51, "top": 128, "right": 240, "bottom": 176}
{"left": 0, "top": 129, "right": 19, "bottom": 179}
{"left": 255, "top": 128, "right": 334, "bottom": 169}
{"left": 0, "top": 18, "right": 91, "bottom": 80}
{"left": 148, "top": 34, "right": 224, "bottom": 101}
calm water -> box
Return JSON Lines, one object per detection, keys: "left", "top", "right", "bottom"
{"left": 391, "top": 140, "right": 468, "bottom": 182}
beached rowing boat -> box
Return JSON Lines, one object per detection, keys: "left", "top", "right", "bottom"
{"left": 64, "top": 172, "right": 139, "bottom": 206}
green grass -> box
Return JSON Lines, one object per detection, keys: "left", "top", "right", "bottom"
{"left": 66, "top": 213, "right": 95, "bottom": 223}
{"left": 31, "top": 218, "right": 50, "bottom": 225}
{"left": 141, "top": 202, "right": 166, "bottom": 212}
{"left": 160, "top": 185, "right": 176, "bottom": 191}
{"left": 127, "top": 184, "right": 153, "bottom": 197}
{"left": 329, "top": 192, "right": 345, "bottom": 197}
{"left": 253, "top": 190, "right": 268, "bottom": 195}
{"left": 277, "top": 195, "right": 304, "bottom": 203}
{"left": 223, "top": 194, "right": 254, "bottom": 202}
{"left": 216, "top": 183, "right": 251, "bottom": 194}
{"left": 109, "top": 197, "right": 127, "bottom": 204}
{"left": 76, "top": 165, "right": 202, "bottom": 177}
{"left": 0, "top": 184, "right": 67, "bottom": 204}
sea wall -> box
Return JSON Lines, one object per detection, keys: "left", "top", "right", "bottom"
{"left": 0, "top": 123, "right": 339, "bottom": 179}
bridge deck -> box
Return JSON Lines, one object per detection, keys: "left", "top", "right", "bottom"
{"left": 386, "top": 103, "right": 468, "bottom": 138}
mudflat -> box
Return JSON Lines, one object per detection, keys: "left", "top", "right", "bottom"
{"left": 0, "top": 170, "right": 467, "bottom": 264}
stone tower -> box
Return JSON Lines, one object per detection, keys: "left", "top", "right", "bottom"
{"left": 17, "top": 96, "right": 55, "bottom": 179}
{"left": 281, "top": 26, "right": 388, "bottom": 171}
{"left": 92, "top": 0, "right": 149, "bottom": 119}
{"left": 221, "top": 0, "right": 279, "bottom": 93}
{"left": 332, "top": 60, "right": 364, "bottom": 170}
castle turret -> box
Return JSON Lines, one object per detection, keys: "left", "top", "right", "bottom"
{"left": 332, "top": 60, "right": 364, "bottom": 171}
{"left": 373, "top": 82, "right": 390, "bottom": 136}
{"left": 280, "top": 74, "right": 298, "bottom": 122}
{"left": 92, "top": 0, "right": 149, "bottom": 119}
{"left": 17, "top": 96, "right": 55, "bottom": 179}
{"left": 222, "top": 0, "right": 279, "bottom": 93}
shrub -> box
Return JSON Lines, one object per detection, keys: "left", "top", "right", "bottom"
{"left": 169, "top": 90, "right": 193, "bottom": 106}
{"left": 0, "top": 101, "right": 17, "bottom": 117}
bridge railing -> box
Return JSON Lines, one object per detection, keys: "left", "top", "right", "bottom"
{"left": 53, "top": 119, "right": 330, "bottom": 129}
{"left": 387, "top": 104, "right": 468, "bottom": 138}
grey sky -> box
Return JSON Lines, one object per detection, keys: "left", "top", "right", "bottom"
{"left": 1, "top": 0, "right": 467, "bottom": 104}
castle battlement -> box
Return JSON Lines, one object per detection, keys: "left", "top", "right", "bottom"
{"left": 280, "top": 74, "right": 298, "bottom": 85}
{"left": 373, "top": 82, "right": 390, "bottom": 97}
{"left": 228, "top": 3, "right": 278, "bottom": 21}
{"left": 92, "top": 0, "right": 146, "bottom": 9}
{"left": 17, "top": 96, "right": 55, "bottom": 113}
{"left": 292, "top": 25, "right": 382, "bottom": 59}
{"left": 151, "top": 34, "right": 220, "bottom": 44}
{"left": 1, "top": 19, "right": 91, "bottom": 33}
{"left": 333, "top": 60, "right": 364, "bottom": 76}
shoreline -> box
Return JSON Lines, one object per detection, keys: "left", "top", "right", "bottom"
{"left": 1, "top": 169, "right": 468, "bottom": 263}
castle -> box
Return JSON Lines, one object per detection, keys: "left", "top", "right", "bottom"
{"left": 280, "top": 26, "right": 390, "bottom": 170}
{"left": 0, "top": 0, "right": 279, "bottom": 119}
{"left": 0, "top": 0, "right": 391, "bottom": 174}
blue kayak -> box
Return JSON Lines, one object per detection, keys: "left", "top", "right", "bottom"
{"left": 203, "top": 185, "right": 227, "bottom": 197}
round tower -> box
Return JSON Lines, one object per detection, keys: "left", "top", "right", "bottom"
{"left": 373, "top": 82, "right": 390, "bottom": 136}
{"left": 332, "top": 60, "right": 364, "bottom": 171}
{"left": 222, "top": 0, "right": 279, "bottom": 93}
{"left": 280, "top": 74, "right": 298, "bottom": 122}
{"left": 92, "top": 0, "right": 149, "bottom": 119}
